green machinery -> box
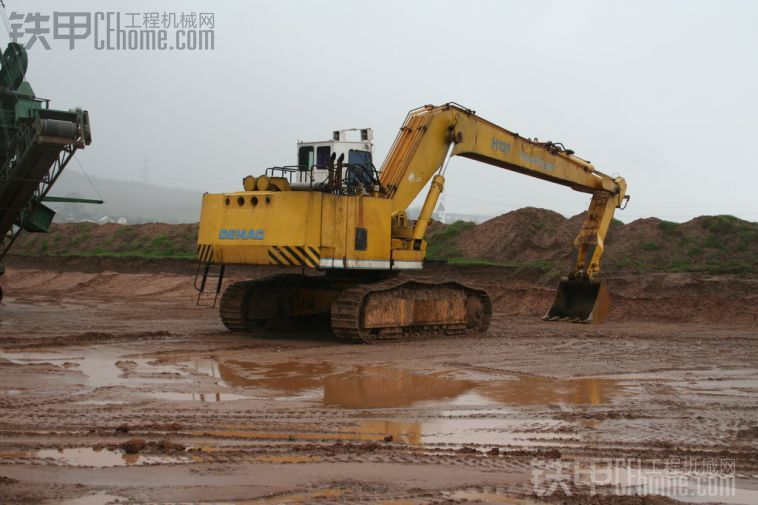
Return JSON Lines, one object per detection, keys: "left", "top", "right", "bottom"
{"left": 0, "top": 42, "right": 93, "bottom": 299}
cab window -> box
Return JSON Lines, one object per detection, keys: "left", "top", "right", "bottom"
{"left": 298, "top": 146, "right": 314, "bottom": 169}
{"left": 316, "top": 146, "right": 331, "bottom": 167}
{"left": 348, "top": 149, "right": 372, "bottom": 165}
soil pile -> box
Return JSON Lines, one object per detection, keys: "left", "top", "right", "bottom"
{"left": 427, "top": 210, "right": 757, "bottom": 274}
{"left": 604, "top": 215, "right": 756, "bottom": 273}
{"left": 12, "top": 209, "right": 758, "bottom": 274}
{"left": 456, "top": 207, "right": 586, "bottom": 265}
{"left": 13, "top": 222, "right": 198, "bottom": 259}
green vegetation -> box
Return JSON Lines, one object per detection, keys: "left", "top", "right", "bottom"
{"left": 444, "top": 256, "right": 557, "bottom": 273}
{"left": 658, "top": 220, "right": 679, "bottom": 235}
{"left": 686, "top": 247, "right": 703, "bottom": 256}
{"left": 11, "top": 212, "right": 757, "bottom": 275}
{"left": 699, "top": 215, "right": 757, "bottom": 253}
{"left": 612, "top": 257, "right": 653, "bottom": 273}
{"left": 422, "top": 213, "right": 757, "bottom": 275}
{"left": 425, "top": 220, "right": 475, "bottom": 259}
{"left": 701, "top": 214, "right": 747, "bottom": 234}
{"left": 144, "top": 234, "right": 182, "bottom": 256}
{"left": 640, "top": 241, "right": 660, "bottom": 251}
{"left": 13, "top": 223, "right": 198, "bottom": 260}
{"left": 71, "top": 250, "right": 196, "bottom": 260}
{"left": 668, "top": 259, "right": 755, "bottom": 275}
{"left": 703, "top": 235, "right": 725, "bottom": 250}
{"left": 446, "top": 256, "right": 503, "bottom": 266}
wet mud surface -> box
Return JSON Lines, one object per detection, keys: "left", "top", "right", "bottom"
{"left": 0, "top": 265, "right": 756, "bottom": 504}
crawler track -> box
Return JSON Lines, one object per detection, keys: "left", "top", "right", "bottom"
{"left": 331, "top": 277, "right": 492, "bottom": 343}
{"left": 220, "top": 274, "right": 491, "bottom": 342}
{"left": 219, "top": 274, "right": 318, "bottom": 333}
{"left": 218, "top": 278, "right": 256, "bottom": 332}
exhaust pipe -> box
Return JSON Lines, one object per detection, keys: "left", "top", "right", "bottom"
{"left": 544, "top": 278, "right": 610, "bottom": 323}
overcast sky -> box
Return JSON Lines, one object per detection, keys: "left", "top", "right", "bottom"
{"left": 16, "top": 0, "right": 758, "bottom": 222}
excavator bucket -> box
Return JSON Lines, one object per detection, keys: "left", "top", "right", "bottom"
{"left": 544, "top": 278, "right": 610, "bottom": 323}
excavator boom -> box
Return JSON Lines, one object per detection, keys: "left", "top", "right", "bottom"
{"left": 381, "top": 105, "right": 621, "bottom": 208}
{"left": 379, "top": 104, "right": 628, "bottom": 321}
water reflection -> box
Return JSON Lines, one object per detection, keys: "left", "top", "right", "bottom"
{"left": 480, "top": 375, "right": 621, "bottom": 406}
{"left": 214, "top": 359, "right": 623, "bottom": 408}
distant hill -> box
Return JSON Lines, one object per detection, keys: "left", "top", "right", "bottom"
{"left": 46, "top": 171, "right": 202, "bottom": 224}
{"left": 11, "top": 208, "right": 758, "bottom": 274}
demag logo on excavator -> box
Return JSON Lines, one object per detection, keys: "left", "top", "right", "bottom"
{"left": 219, "top": 229, "right": 265, "bottom": 240}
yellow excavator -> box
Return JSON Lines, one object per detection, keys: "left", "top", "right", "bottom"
{"left": 196, "top": 103, "right": 628, "bottom": 342}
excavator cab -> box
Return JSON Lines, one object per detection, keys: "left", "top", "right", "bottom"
{"left": 296, "top": 128, "right": 374, "bottom": 188}
{"left": 545, "top": 278, "right": 610, "bottom": 323}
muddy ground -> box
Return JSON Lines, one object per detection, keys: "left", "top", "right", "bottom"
{"left": 0, "top": 258, "right": 756, "bottom": 504}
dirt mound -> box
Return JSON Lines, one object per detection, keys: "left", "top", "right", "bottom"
{"left": 456, "top": 207, "right": 586, "bottom": 265}
{"left": 604, "top": 215, "right": 757, "bottom": 273}
{"left": 11, "top": 209, "right": 758, "bottom": 275}
{"left": 13, "top": 222, "right": 198, "bottom": 259}
{"left": 427, "top": 209, "right": 757, "bottom": 274}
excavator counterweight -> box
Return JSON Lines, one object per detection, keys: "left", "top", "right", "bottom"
{"left": 196, "top": 103, "right": 628, "bottom": 340}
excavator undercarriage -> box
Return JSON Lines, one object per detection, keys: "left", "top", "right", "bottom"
{"left": 219, "top": 274, "right": 492, "bottom": 343}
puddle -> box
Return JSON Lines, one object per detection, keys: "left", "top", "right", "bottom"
{"left": 73, "top": 400, "right": 127, "bottom": 405}
{"left": 687, "top": 378, "right": 758, "bottom": 397}
{"left": 161, "top": 488, "right": 345, "bottom": 505}
{"left": 185, "top": 359, "right": 228, "bottom": 387}
{"left": 0, "top": 450, "right": 33, "bottom": 459}
{"left": 199, "top": 417, "right": 574, "bottom": 448}
{"left": 57, "top": 491, "right": 127, "bottom": 505}
{"left": 255, "top": 455, "right": 321, "bottom": 463}
{"left": 607, "top": 368, "right": 758, "bottom": 401}
{"left": 193, "top": 426, "right": 409, "bottom": 443}
{"left": 352, "top": 418, "right": 574, "bottom": 447}
{"left": 480, "top": 376, "right": 623, "bottom": 406}
{"left": 0, "top": 351, "right": 180, "bottom": 389}
{"left": 34, "top": 447, "right": 191, "bottom": 467}
{"left": 217, "top": 360, "right": 477, "bottom": 408}
{"left": 243, "top": 488, "right": 344, "bottom": 504}
{"left": 323, "top": 366, "right": 473, "bottom": 408}
{"left": 3, "top": 349, "right": 627, "bottom": 411}
{"left": 219, "top": 360, "right": 333, "bottom": 392}
{"left": 212, "top": 359, "right": 625, "bottom": 409}
{"left": 443, "top": 489, "right": 534, "bottom": 504}
{"left": 1, "top": 351, "right": 76, "bottom": 364}
{"left": 35, "top": 448, "right": 128, "bottom": 467}
{"left": 148, "top": 391, "right": 252, "bottom": 402}
{"left": 350, "top": 420, "right": 423, "bottom": 444}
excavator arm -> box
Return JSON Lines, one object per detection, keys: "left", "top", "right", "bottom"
{"left": 380, "top": 103, "right": 629, "bottom": 322}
